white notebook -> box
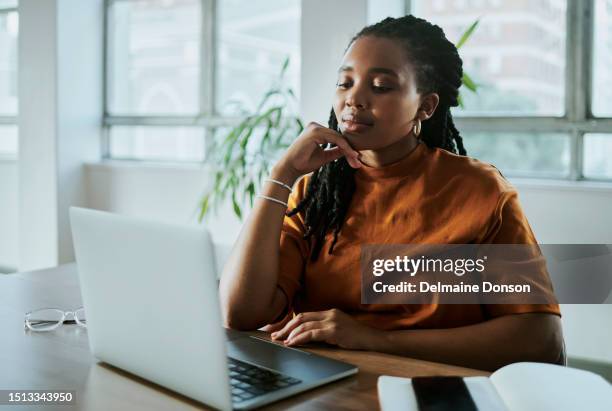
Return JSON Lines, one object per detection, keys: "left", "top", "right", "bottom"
{"left": 378, "top": 362, "right": 612, "bottom": 411}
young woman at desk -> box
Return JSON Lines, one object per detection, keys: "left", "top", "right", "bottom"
{"left": 220, "top": 15, "right": 564, "bottom": 372}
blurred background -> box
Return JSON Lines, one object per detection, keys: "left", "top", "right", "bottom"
{"left": 0, "top": 0, "right": 611, "bottom": 378}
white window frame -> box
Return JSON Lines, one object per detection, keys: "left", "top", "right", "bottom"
{"left": 0, "top": 3, "right": 18, "bottom": 158}
{"left": 102, "top": 0, "right": 234, "bottom": 162}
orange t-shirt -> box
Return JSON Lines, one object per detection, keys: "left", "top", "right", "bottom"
{"left": 277, "top": 141, "right": 560, "bottom": 330}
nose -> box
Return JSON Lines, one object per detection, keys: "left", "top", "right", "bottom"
{"left": 345, "top": 83, "right": 368, "bottom": 109}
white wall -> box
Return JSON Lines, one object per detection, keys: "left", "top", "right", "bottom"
{"left": 85, "top": 162, "right": 245, "bottom": 272}
{"left": 300, "top": 0, "right": 368, "bottom": 123}
{"left": 0, "top": 159, "right": 18, "bottom": 272}
{"left": 516, "top": 182, "right": 612, "bottom": 363}
{"left": 517, "top": 181, "right": 612, "bottom": 244}
{"left": 18, "top": 0, "right": 103, "bottom": 271}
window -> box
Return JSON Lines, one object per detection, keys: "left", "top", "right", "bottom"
{"left": 413, "top": 0, "right": 567, "bottom": 116}
{"left": 583, "top": 134, "right": 612, "bottom": 179}
{"left": 104, "top": 0, "right": 300, "bottom": 162}
{"left": 216, "top": 0, "right": 300, "bottom": 115}
{"left": 463, "top": 133, "right": 570, "bottom": 178}
{"left": 592, "top": 0, "right": 612, "bottom": 117}
{"left": 105, "top": 1, "right": 612, "bottom": 181}
{"left": 107, "top": 0, "right": 201, "bottom": 116}
{"left": 0, "top": 0, "right": 17, "bottom": 156}
{"left": 409, "top": 0, "right": 612, "bottom": 181}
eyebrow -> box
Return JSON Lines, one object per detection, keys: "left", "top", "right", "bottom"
{"left": 337, "top": 65, "right": 399, "bottom": 77}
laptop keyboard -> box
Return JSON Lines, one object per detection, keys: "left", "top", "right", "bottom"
{"left": 228, "top": 357, "right": 302, "bottom": 404}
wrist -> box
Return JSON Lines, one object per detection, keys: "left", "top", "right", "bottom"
{"left": 359, "top": 327, "right": 388, "bottom": 352}
{"left": 270, "top": 162, "right": 301, "bottom": 186}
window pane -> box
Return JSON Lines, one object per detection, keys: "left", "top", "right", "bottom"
{"left": 0, "top": 10, "right": 18, "bottom": 115}
{"left": 0, "top": 1, "right": 17, "bottom": 9}
{"left": 216, "top": 0, "right": 300, "bottom": 115}
{"left": 592, "top": 0, "right": 612, "bottom": 117}
{"left": 463, "top": 132, "right": 570, "bottom": 177}
{"left": 583, "top": 134, "right": 612, "bottom": 179}
{"left": 412, "top": 0, "right": 567, "bottom": 116}
{"left": 109, "top": 126, "right": 205, "bottom": 161}
{"left": 0, "top": 124, "right": 17, "bottom": 155}
{"left": 107, "top": 0, "right": 201, "bottom": 115}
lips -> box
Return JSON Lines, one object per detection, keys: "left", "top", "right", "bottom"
{"left": 341, "top": 114, "right": 374, "bottom": 126}
{"left": 341, "top": 114, "right": 374, "bottom": 133}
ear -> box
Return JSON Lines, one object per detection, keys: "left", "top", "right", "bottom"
{"left": 418, "top": 93, "right": 440, "bottom": 121}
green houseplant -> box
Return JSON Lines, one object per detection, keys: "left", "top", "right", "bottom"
{"left": 197, "top": 57, "right": 303, "bottom": 221}
{"left": 456, "top": 19, "right": 480, "bottom": 107}
{"left": 198, "top": 20, "right": 480, "bottom": 221}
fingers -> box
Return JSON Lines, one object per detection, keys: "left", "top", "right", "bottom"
{"left": 322, "top": 146, "right": 361, "bottom": 169}
{"left": 286, "top": 328, "right": 332, "bottom": 347}
{"left": 320, "top": 146, "right": 344, "bottom": 164}
{"left": 317, "top": 132, "right": 360, "bottom": 162}
{"left": 309, "top": 124, "right": 361, "bottom": 169}
{"left": 271, "top": 311, "right": 326, "bottom": 341}
{"left": 286, "top": 320, "right": 325, "bottom": 342}
{"left": 259, "top": 313, "right": 292, "bottom": 333}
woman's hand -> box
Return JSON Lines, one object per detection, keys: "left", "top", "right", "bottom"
{"left": 270, "top": 309, "right": 381, "bottom": 350}
{"left": 258, "top": 311, "right": 292, "bottom": 333}
{"left": 274, "top": 122, "right": 361, "bottom": 182}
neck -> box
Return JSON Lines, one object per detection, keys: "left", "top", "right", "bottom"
{"left": 359, "top": 136, "right": 420, "bottom": 168}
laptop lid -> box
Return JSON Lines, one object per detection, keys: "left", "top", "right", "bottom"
{"left": 70, "top": 207, "right": 232, "bottom": 410}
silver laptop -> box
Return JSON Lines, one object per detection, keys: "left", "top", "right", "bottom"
{"left": 69, "top": 207, "right": 357, "bottom": 410}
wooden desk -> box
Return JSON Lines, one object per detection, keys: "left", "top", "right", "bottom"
{"left": 0, "top": 264, "right": 489, "bottom": 410}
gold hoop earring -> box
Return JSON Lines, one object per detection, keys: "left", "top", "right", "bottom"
{"left": 413, "top": 119, "right": 422, "bottom": 138}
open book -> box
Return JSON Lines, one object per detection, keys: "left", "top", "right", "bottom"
{"left": 378, "top": 362, "right": 612, "bottom": 411}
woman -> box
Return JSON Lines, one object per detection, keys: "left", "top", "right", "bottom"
{"left": 220, "top": 15, "right": 564, "bottom": 371}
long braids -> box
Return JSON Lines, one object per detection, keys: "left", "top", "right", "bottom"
{"left": 288, "top": 15, "right": 466, "bottom": 261}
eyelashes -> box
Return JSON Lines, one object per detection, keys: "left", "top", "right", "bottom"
{"left": 336, "top": 82, "right": 393, "bottom": 92}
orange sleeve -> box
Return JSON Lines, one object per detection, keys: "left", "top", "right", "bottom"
{"left": 481, "top": 189, "right": 561, "bottom": 318}
{"left": 276, "top": 176, "right": 311, "bottom": 311}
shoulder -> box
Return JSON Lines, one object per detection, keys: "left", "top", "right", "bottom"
{"left": 284, "top": 173, "right": 313, "bottom": 232}
{"left": 425, "top": 145, "right": 515, "bottom": 198}
{"left": 290, "top": 173, "right": 312, "bottom": 205}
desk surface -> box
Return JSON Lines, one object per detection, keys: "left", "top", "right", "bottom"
{"left": 0, "top": 264, "right": 489, "bottom": 410}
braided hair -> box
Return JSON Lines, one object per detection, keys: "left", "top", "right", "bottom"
{"left": 287, "top": 15, "right": 467, "bottom": 261}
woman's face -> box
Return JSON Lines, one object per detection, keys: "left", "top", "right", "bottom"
{"left": 333, "top": 36, "right": 438, "bottom": 151}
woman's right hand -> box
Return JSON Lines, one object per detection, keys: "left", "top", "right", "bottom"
{"left": 274, "top": 122, "right": 361, "bottom": 181}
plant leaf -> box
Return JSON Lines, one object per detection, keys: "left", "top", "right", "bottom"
{"left": 246, "top": 181, "right": 255, "bottom": 207}
{"left": 198, "top": 193, "right": 210, "bottom": 222}
{"left": 462, "top": 72, "right": 478, "bottom": 93}
{"left": 280, "top": 56, "right": 290, "bottom": 77}
{"left": 456, "top": 19, "right": 480, "bottom": 49}
{"left": 232, "top": 191, "right": 242, "bottom": 219}
{"left": 255, "top": 88, "right": 281, "bottom": 113}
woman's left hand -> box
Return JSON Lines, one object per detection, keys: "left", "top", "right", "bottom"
{"left": 270, "top": 309, "right": 381, "bottom": 350}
